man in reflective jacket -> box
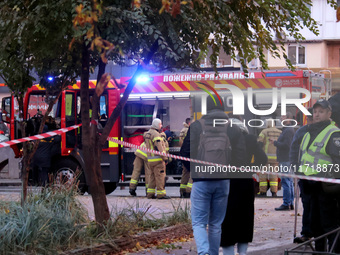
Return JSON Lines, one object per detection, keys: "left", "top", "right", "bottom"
{"left": 299, "top": 99, "right": 340, "bottom": 252}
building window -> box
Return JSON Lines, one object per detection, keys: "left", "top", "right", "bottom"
{"left": 200, "top": 48, "right": 232, "bottom": 68}
{"left": 288, "top": 45, "right": 305, "bottom": 65}
{"left": 248, "top": 58, "right": 261, "bottom": 69}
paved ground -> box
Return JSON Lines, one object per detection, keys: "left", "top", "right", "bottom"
{"left": 121, "top": 196, "right": 303, "bottom": 255}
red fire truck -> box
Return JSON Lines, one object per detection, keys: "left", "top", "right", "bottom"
{"left": 1, "top": 70, "right": 330, "bottom": 193}
{"left": 1, "top": 80, "right": 121, "bottom": 194}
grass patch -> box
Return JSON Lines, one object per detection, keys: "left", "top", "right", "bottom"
{"left": 0, "top": 183, "right": 89, "bottom": 254}
{"left": 88, "top": 200, "right": 191, "bottom": 240}
{"left": 0, "top": 184, "right": 191, "bottom": 254}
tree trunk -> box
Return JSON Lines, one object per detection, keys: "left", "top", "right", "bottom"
{"left": 80, "top": 43, "right": 110, "bottom": 224}
{"left": 80, "top": 40, "right": 159, "bottom": 224}
{"left": 21, "top": 142, "right": 30, "bottom": 206}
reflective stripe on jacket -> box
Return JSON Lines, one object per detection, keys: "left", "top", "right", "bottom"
{"left": 135, "top": 142, "right": 147, "bottom": 161}
{"left": 299, "top": 122, "right": 340, "bottom": 176}
{"left": 258, "top": 127, "right": 282, "bottom": 162}
{"left": 145, "top": 128, "right": 167, "bottom": 163}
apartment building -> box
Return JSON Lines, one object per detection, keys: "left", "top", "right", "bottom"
{"left": 200, "top": 1, "right": 340, "bottom": 93}
{"left": 266, "top": 0, "right": 340, "bottom": 93}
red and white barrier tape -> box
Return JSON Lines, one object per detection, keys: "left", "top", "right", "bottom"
{"left": 0, "top": 124, "right": 339, "bottom": 185}
{"left": 0, "top": 124, "right": 82, "bottom": 148}
{"left": 107, "top": 137, "right": 340, "bottom": 185}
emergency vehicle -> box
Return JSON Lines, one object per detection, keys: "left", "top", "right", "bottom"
{"left": 1, "top": 70, "right": 330, "bottom": 193}
{"left": 1, "top": 80, "right": 121, "bottom": 194}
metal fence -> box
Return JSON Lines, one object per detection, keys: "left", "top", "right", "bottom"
{"left": 285, "top": 227, "right": 340, "bottom": 255}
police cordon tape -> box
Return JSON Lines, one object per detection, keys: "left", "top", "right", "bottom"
{"left": 0, "top": 124, "right": 82, "bottom": 148}
{"left": 107, "top": 137, "right": 340, "bottom": 185}
{"left": 0, "top": 124, "right": 339, "bottom": 185}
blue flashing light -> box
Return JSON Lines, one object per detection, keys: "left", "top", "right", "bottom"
{"left": 47, "top": 76, "right": 54, "bottom": 82}
{"left": 136, "top": 75, "right": 152, "bottom": 84}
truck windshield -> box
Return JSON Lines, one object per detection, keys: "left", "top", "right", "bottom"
{"left": 28, "top": 94, "right": 58, "bottom": 118}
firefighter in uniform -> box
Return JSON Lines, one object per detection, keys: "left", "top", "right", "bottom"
{"left": 179, "top": 118, "right": 192, "bottom": 198}
{"left": 145, "top": 118, "right": 170, "bottom": 199}
{"left": 179, "top": 118, "right": 191, "bottom": 146}
{"left": 129, "top": 133, "right": 151, "bottom": 196}
{"left": 257, "top": 119, "right": 282, "bottom": 196}
{"left": 299, "top": 99, "right": 340, "bottom": 253}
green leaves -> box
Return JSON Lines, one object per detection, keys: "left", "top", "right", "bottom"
{"left": 1, "top": 0, "right": 334, "bottom": 88}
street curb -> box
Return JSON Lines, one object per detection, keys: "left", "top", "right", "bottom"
{"left": 0, "top": 179, "right": 21, "bottom": 186}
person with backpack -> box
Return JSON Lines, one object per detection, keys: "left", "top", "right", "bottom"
{"left": 180, "top": 95, "right": 246, "bottom": 255}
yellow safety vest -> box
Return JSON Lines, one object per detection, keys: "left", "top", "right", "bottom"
{"left": 299, "top": 122, "right": 340, "bottom": 176}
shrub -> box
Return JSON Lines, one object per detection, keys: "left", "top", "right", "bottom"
{"left": 0, "top": 183, "right": 89, "bottom": 254}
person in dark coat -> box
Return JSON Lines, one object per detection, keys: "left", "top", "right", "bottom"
{"left": 32, "top": 125, "right": 59, "bottom": 186}
{"left": 274, "top": 113, "right": 295, "bottom": 211}
{"left": 221, "top": 118, "right": 268, "bottom": 255}
{"left": 290, "top": 109, "right": 314, "bottom": 243}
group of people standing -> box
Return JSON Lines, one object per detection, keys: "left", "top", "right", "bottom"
{"left": 180, "top": 96, "right": 340, "bottom": 254}
{"left": 128, "top": 95, "right": 340, "bottom": 254}
{"left": 180, "top": 96, "right": 263, "bottom": 255}
{"left": 129, "top": 117, "right": 192, "bottom": 199}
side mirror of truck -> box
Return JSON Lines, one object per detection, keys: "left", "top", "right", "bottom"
{"left": 1, "top": 97, "right": 11, "bottom": 124}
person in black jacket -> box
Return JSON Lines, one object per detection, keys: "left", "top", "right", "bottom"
{"left": 180, "top": 96, "right": 246, "bottom": 255}
{"left": 32, "top": 125, "right": 60, "bottom": 186}
{"left": 220, "top": 117, "right": 268, "bottom": 255}
{"left": 274, "top": 113, "right": 295, "bottom": 211}
{"left": 290, "top": 109, "right": 314, "bottom": 243}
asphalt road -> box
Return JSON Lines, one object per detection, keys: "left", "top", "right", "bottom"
{"left": 0, "top": 184, "right": 284, "bottom": 198}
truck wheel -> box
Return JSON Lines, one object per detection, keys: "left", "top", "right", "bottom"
{"left": 51, "top": 158, "right": 87, "bottom": 194}
{"left": 104, "top": 182, "right": 117, "bottom": 195}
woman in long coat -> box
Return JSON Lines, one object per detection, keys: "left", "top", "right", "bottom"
{"left": 220, "top": 119, "right": 268, "bottom": 255}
